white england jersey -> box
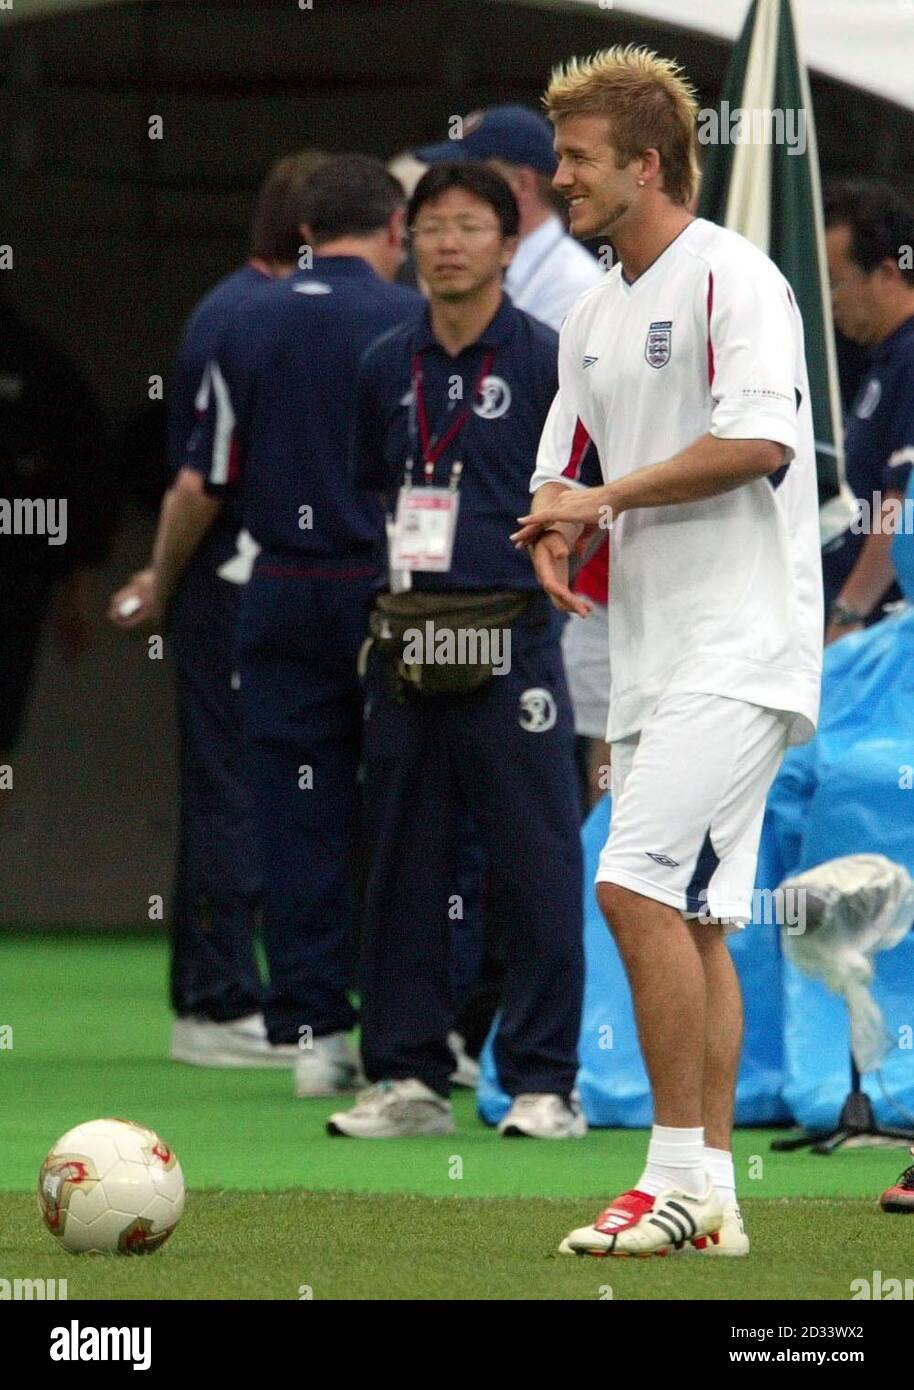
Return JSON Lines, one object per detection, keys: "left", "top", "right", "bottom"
{"left": 531, "top": 217, "right": 823, "bottom": 746}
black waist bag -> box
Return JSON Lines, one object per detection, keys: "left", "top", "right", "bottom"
{"left": 369, "top": 589, "right": 534, "bottom": 696}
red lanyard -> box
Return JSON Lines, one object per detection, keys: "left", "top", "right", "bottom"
{"left": 410, "top": 348, "right": 495, "bottom": 480}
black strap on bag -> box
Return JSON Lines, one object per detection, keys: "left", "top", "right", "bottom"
{"left": 368, "top": 589, "right": 540, "bottom": 696}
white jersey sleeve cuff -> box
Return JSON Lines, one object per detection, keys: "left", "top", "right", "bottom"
{"left": 529, "top": 470, "right": 589, "bottom": 495}
{"left": 710, "top": 414, "right": 797, "bottom": 463}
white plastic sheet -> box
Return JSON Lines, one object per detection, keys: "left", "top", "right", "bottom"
{"left": 780, "top": 853, "right": 914, "bottom": 1073}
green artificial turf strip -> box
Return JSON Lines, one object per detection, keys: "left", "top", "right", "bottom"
{"left": 1, "top": 936, "right": 907, "bottom": 1201}
{"left": 2, "top": 1193, "right": 910, "bottom": 1301}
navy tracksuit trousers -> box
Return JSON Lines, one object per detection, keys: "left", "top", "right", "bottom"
{"left": 360, "top": 605, "right": 585, "bottom": 1099}
{"left": 169, "top": 546, "right": 263, "bottom": 1022}
{"left": 237, "top": 557, "right": 376, "bottom": 1045}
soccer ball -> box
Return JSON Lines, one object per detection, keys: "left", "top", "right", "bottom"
{"left": 38, "top": 1118, "right": 185, "bottom": 1255}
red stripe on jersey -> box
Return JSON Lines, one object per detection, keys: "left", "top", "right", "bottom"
{"left": 706, "top": 270, "right": 715, "bottom": 389}
{"left": 256, "top": 562, "right": 377, "bottom": 582}
{"left": 227, "top": 435, "right": 242, "bottom": 485}
{"left": 574, "top": 536, "right": 610, "bottom": 604}
{"left": 562, "top": 418, "right": 591, "bottom": 481}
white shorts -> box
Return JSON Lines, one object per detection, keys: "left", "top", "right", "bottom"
{"left": 596, "top": 692, "right": 791, "bottom": 929}
{"left": 561, "top": 603, "right": 610, "bottom": 741}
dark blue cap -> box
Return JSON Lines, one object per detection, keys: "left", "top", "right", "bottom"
{"left": 416, "top": 105, "right": 557, "bottom": 177}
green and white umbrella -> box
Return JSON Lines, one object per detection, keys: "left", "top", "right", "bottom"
{"left": 696, "top": 0, "right": 855, "bottom": 542}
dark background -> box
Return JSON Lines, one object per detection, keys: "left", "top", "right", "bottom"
{"left": 2, "top": 0, "right": 912, "bottom": 422}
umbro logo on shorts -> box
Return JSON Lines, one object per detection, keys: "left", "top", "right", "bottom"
{"left": 582, "top": 355, "right": 599, "bottom": 368}
{"left": 645, "top": 852, "right": 679, "bottom": 868}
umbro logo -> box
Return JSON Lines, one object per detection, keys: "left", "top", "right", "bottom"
{"left": 645, "top": 852, "right": 679, "bottom": 868}
{"left": 582, "top": 355, "right": 599, "bottom": 368}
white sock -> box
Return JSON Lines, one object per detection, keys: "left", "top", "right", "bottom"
{"left": 637, "top": 1125, "right": 707, "bottom": 1198}
{"left": 704, "top": 1145, "right": 736, "bottom": 1206}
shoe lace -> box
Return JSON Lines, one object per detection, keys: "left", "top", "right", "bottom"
{"left": 595, "top": 1208, "right": 628, "bottom": 1231}
{"left": 896, "top": 1162, "right": 914, "bottom": 1191}
{"left": 594, "top": 1190, "right": 652, "bottom": 1232}
{"left": 355, "top": 1081, "right": 394, "bottom": 1106}
{"left": 513, "top": 1094, "right": 547, "bottom": 1112}
{"left": 513, "top": 1093, "right": 567, "bottom": 1116}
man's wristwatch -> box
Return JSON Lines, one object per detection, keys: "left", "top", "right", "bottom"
{"left": 828, "top": 600, "right": 866, "bottom": 628}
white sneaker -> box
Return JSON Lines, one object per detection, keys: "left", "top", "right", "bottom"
{"left": 327, "top": 1079, "right": 455, "bottom": 1137}
{"left": 559, "top": 1183, "right": 723, "bottom": 1257}
{"left": 170, "top": 1013, "right": 298, "bottom": 1068}
{"left": 686, "top": 1199, "right": 750, "bottom": 1256}
{"left": 293, "top": 1032, "right": 363, "bottom": 1098}
{"left": 448, "top": 1032, "right": 480, "bottom": 1089}
{"left": 498, "top": 1093, "right": 587, "bottom": 1139}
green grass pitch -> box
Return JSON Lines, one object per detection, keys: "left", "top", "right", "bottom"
{"left": 2, "top": 1192, "right": 911, "bottom": 1301}
{"left": 2, "top": 935, "right": 910, "bottom": 1300}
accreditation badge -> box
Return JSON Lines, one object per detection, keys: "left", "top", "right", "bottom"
{"left": 390, "top": 486, "right": 460, "bottom": 572}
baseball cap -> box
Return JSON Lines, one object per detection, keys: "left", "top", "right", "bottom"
{"left": 416, "top": 105, "right": 557, "bottom": 177}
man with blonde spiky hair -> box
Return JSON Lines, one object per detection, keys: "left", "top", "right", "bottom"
{"left": 512, "top": 46, "right": 823, "bottom": 1258}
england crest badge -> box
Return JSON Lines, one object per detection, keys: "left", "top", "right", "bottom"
{"left": 645, "top": 320, "right": 672, "bottom": 369}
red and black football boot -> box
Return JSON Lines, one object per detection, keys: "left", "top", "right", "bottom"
{"left": 880, "top": 1148, "right": 914, "bottom": 1213}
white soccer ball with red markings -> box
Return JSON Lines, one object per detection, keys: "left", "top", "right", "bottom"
{"left": 38, "top": 1118, "right": 185, "bottom": 1254}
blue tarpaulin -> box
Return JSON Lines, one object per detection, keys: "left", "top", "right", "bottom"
{"left": 767, "top": 604, "right": 914, "bottom": 1129}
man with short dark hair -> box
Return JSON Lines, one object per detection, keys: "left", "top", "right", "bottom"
{"left": 415, "top": 107, "right": 606, "bottom": 1053}
{"left": 116, "top": 155, "right": 421, "bottom": 1095}
{"left": 823, "top": 181, "right": 914, "bottom": 643}
{"left": 328, "top": 163, "right": 585, "bottom": 1141}
{"left": 417, "top": 105, "right": 603, "bottom": 332}
{"left": 111, "top": 152, "right": 325, "bottom": 1068}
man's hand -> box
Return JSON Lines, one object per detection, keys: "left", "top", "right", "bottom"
{"left": 530, "top": 529, "right": 592, "bottom": 617}
{"left": 512, "top": 484, "right": 614, "bottom": 549}
{"left": 824, "top": 494, "right": 904, "bottom": 646}
{"left": 109, "top": 568, "right": 163, "bottom": 631}
{"left": 109, "top": 469, "right": 221, "bottom": 634}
